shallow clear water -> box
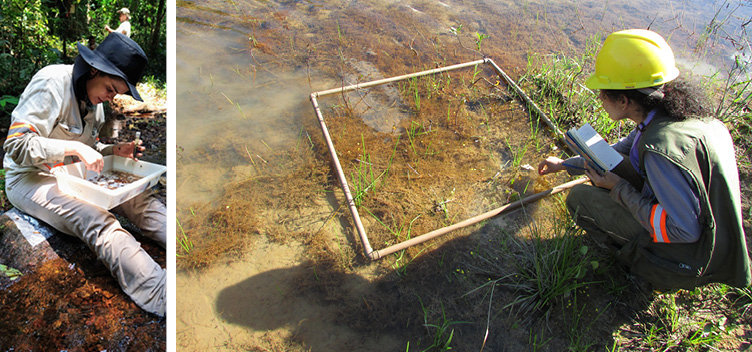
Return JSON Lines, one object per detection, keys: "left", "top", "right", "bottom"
{"left": 176, "top": 0, "right": 750, "bottom": 211}
{"left": 176, "top": 0, "right": 750, "bottom": 349}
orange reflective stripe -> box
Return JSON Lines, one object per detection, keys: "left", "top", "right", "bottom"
{"left": 659, "top": 210, "right": 669, "bottom": 243}
{"left": 650, "top": 204, "right": 670, "bottom": 243}
{"left": 649, "top": 205, "right": 658, "bottom": 242}
{"left": 8, "top": 122, "right": 38, "bottom": 133}
{"left": 6, "top": 122, "right": 39, "bottom": 140}
{"left": 44, "top": 162, "right": 65, "bottom": 170}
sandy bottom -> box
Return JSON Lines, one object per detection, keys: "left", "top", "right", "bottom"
{"left": 176, "top": 236, "right": 404, "bottom": 351}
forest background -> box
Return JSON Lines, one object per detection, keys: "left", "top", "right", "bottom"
{"left": 0, "top": 0, "right": 167, "bottom": 124}
{"left": 0, "top": 0, "right": 167, "bottom": 213}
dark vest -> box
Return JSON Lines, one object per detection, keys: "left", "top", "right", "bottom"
{"left": 633, "top": 112, "right": 750, "bottom": 288}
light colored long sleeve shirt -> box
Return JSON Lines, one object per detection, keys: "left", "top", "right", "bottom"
{"left": 3, "top": 64, "right": 111, "bottom": 180}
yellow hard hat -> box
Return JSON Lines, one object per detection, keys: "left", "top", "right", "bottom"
{"left": 585, "top": 29, "right": 680, "bottom": 90}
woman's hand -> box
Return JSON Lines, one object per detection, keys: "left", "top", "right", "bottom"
{"left": 64, "top": 141, "right": 104, "bottom": 173}
{"left": 584, "top": 162, "right": 621, "bottom": 190}
{"left": 538, "top": 156, "right": 566, "bottom": 175}
{"left": 113, "top": 140, "right": 144, "bottom": 160}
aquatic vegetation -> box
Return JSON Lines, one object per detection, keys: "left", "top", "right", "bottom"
{"left": 316, "top": 60, "right": 548, "bottom": 263}
{"left": 349, "top": 134, "right": 398, "bottom": 207}
{"left": 406, "top": 120, "right": 433, "bottom": 156}
{"left": 176, "top": 218, "right": 194, "bottom": 256}
{"left": 175, "top": 0, "right": 752, "bottom": 350}
{"left": 350, "top": 136, "right": 378, "bottom": 207}
{"left": 363, "top": 211, "right": 424, "bottom": 276}
{"left": 466, "top": 209, "right": 597, "bottom": 325}
{"left": 409, "top": 76, "right": 421, "bottom": 112}
{"left": 475, "top": 32, "right": 490, "bottom": 52}
{"left": 503, "top": 136, "right": 529, "bottom": 169}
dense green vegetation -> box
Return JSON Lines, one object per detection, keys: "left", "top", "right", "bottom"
{"left": 0, "top": 0, "right": 166, "bottom": 121}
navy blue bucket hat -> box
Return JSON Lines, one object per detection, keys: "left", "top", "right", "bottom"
{"left": 76, "top": 32, "right": 148, "bottom": 101}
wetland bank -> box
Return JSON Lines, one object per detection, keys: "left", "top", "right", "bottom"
{"left": 176, "top": 0, "right": 752, "bottom": 350}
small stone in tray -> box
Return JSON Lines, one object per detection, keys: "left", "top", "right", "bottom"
{"left": 86, "top": 171, "right": 143, "bottom": 190}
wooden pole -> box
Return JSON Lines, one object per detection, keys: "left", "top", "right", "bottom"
{"left": 369, "top": 177, "right": 588, "bottom": 259}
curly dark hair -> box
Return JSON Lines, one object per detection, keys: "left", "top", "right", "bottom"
{"left": 601, "top": 77, "right": 712, "bottom": 121}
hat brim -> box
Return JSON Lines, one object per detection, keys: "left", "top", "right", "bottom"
{"left": 77, "top": 42, "right": 142, "bottom": 101}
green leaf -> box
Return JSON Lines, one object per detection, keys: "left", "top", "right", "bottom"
{"left": 575, "top": 267, "right": 585, "bottom": 279}
{"left": 0, "top": 264, "right": 23, "bottom": 280}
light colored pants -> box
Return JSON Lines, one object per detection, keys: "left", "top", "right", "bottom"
{"left": 6, "top": 171, "right": 166, "bottom": 316}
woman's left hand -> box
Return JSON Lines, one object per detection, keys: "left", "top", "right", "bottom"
{"left": 584, "top": 162, "right": 621, "bottom": 190}
{"left": 113, "top": 141, "right": 144, "bottom": 160}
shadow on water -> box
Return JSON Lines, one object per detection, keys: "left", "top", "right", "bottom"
{"left": 213, "top": 221, "right": 653, "bottom": 351}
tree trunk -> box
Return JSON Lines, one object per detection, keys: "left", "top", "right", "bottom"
{"left": 149, "top": 0, "right": 166, "bottom": 57}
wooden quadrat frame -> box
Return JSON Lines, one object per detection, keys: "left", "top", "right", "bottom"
{"left": 309, "top": 58, "right": 586, "bottom": 260}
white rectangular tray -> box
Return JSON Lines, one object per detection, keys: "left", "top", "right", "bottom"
{"left": 53, "top": 155, "right": 166, "bottom": 209}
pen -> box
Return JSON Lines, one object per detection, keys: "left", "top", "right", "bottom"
{"left": 133, "top": 131, "right": 141, "bottom": 158}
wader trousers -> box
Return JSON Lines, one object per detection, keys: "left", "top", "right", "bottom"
{"left": 6, "top": 171, "right": 166, "bottom": 316}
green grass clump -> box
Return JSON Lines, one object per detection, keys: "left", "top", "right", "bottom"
{"left": 518, "top": 35, "right": 626, "bottom": 142}
{"left": 466, "top": 207, "right": 599, "bottom": 325}
{"left": 500, "top": 219, "right": 597, "bottom": 323}
{"left": 176, "top": 218, "right": 194, "bottom": 257}
{"left": 349, "top": 134, "right": 398, "bottom": 207}
{"left": 407, "top": 297, "right": 469, "bottom": 352}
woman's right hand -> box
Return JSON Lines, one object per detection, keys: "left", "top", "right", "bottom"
{"left": 64, "top": 141, "right": 104, "bottom": 174}
{"left": 538, "top": 156, "right": 566, "bottom": 175}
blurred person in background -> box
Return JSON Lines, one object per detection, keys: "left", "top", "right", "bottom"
{"left": 105, "top": 7, "right": 132, "bottom": 37}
